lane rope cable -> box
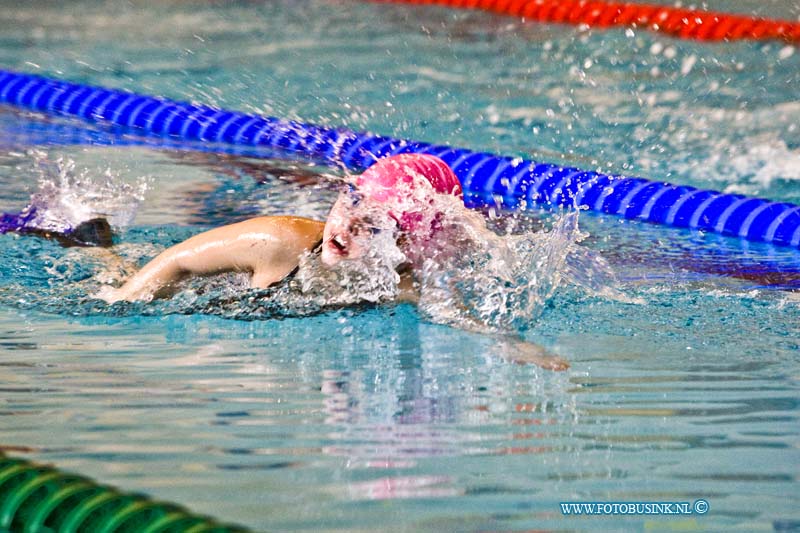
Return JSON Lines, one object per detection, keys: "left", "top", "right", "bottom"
{"left": 1, "top": 69, "right": 799, "bottom": 249}
{"left": 0, "top": 452, "right": 248, "bottom": 533}
{"left": 370, "top": 0, "right": 800, "bottom": 43}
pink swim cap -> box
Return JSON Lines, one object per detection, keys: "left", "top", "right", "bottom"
{"left": 355, "top": 154, "right": 462, "bottom": 234}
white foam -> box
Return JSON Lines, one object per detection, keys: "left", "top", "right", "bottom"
{"left": 684, "top": 137, "right": 800, "bottom": 189}
{"left": 25, "top": 153, "right": 148, "bottom": 233}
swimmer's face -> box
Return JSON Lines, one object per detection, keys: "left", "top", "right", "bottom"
{"left": 322, "top": 186, "right": 377, "bottom": 267}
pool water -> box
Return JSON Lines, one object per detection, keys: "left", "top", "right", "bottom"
{"left": 1, "top": 1, "right": 799, "bottom": 531}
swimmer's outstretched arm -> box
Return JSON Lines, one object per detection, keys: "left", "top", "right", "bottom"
{"left": 397, "top": 282, "right": 569, "bottom": 371}
{"left": 97, "top": 216, "right": 324, "bottom": 303}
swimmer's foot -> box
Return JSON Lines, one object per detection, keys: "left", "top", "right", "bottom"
{"left": 65, "top": 218, "right": 114, "bottom": 247}
{"left": 22, "top": 217, "right": 114, "bottom": 248}
{"left": 497, "top": 338, "right": 570, "bottom": 371}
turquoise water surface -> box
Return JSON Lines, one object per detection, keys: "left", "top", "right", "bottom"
{"left": 1, "top": 1, "right": 799, "bottom": 531}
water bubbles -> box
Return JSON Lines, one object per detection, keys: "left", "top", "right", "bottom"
{"left": 778, "top": 46, "right": 795, "bottom": 60}
{"left": 680, "top": 54, "right": 697, "bottom": 75}
{"left": 485, "top": 104, "right": 501, "bottom": 125}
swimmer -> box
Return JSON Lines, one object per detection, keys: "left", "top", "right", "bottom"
{"left": 98, "top": 154, "right": 456, "bottom": 304}
{"left": 95, "top": 154, "right": 569, "bottom": 370}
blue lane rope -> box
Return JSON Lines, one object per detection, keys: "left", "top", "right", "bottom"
{"left": 0, "top": 108, "right": 313, "bottom": 160}
{"left": 1, "top": 68, "right": 799, "bottom": 248}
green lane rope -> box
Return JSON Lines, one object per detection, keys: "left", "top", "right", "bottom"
{"left": 0, "top": 453, "right": 249, "bottom": 533}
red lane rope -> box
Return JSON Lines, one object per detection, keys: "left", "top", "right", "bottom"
{"left": 371, "top": 0, "right": 800, "bottom": 42}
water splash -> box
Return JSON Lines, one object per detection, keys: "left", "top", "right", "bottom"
{"left": 295, "top": 224, "right": 406, "bottom": 307}
{"left": 1, "top": 168, "right": 624, "bottom": 329}
{"left": 415, "top": 207, "right": 621, "bottom": 333}
{"left": 301, "top": 178, "right": 623, "bottom": 333}
{"left": 19, "top": 152, "right": 149, "bottom": 233}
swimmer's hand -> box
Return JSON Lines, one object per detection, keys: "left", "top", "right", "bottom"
{"left": 496, "top": 338, "right": 570, "bottom": 371}
{"left": 92, "top": 284, "right": 154, "bottom": 304}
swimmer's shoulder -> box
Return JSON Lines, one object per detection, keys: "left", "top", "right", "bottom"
{"left": 242, "top": 216, "right": 324, "bottom": 243}
{"left": 225, "top": 216, "right": 323, "bottom": 255}
{"left": 235, "top": 216, "right": 324, "bottom": 288}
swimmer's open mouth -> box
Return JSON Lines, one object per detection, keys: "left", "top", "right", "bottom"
{"left": 328, "top": 235, "right": 347, "bottom": 254}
